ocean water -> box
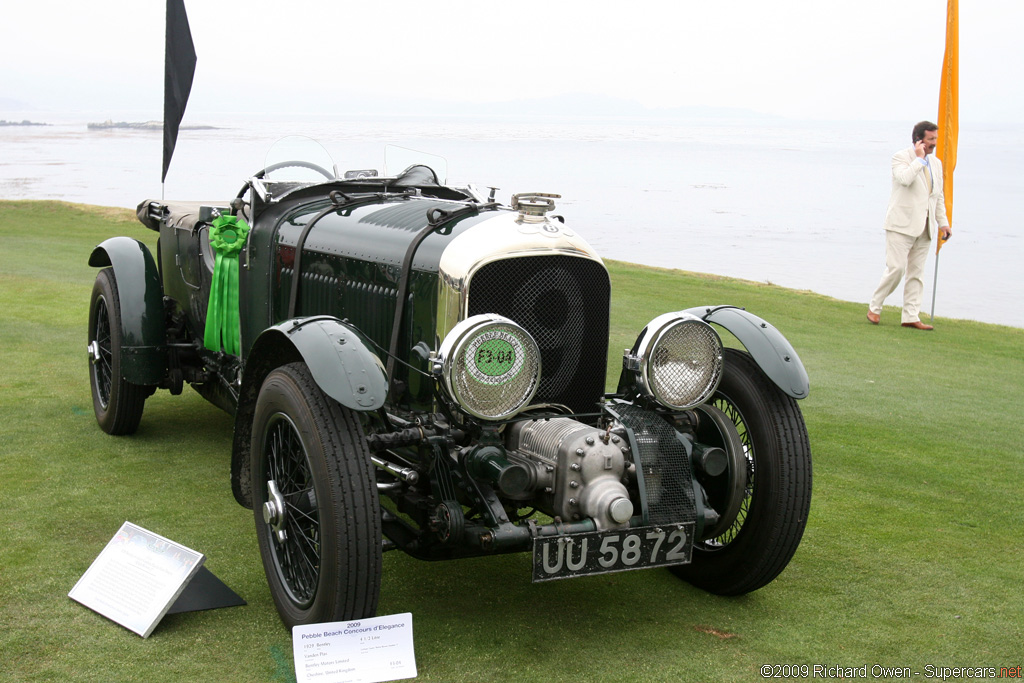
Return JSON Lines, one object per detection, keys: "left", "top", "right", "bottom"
{"left": 2, "top": 112, "right": 1021, "bottom": 328}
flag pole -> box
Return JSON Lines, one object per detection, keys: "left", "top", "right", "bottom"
{"left": 932, "top": 0, "right": 958, "bottom": 324}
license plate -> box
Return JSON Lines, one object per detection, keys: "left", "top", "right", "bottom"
{"left": 531, "top": 523, "right": 694, "bottom": 582}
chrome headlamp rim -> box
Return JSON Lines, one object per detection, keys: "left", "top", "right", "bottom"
{"left": 434, "top": 314, "right": 542, "bottom": 421}
{"left": 627, "top": 312, "right": 724, "bottom": 411}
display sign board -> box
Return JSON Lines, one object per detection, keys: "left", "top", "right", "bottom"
{"left": 68, "top": 522, "right": 205, "bottom": 638}
{"left": 293, "top": 613, "right": 417, "bottom": 683}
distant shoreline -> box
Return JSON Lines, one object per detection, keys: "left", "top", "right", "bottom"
{"left": 0, "top": 119, "right": 50, "bottom": 127}
{"left": 86, "top": 120, "right": 218, "bottom": 131}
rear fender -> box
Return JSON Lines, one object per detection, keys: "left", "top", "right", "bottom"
{"left": 230, "top": 316, "right": 388, "bottom": 507}
{"left": 88, "top": 237, "right": 167, "bottom": 385}
{"left": 684, "top": 305, "right": 809, "bottom": 399}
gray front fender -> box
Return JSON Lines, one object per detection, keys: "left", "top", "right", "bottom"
{"left": 684, "top": 305, "right": 809, "bottom": 399}
{"left": 255, "top": 317, "right": 389, "bottom": 411}
{"left": 231, "top": 317, "right": 388, "bottom": 507}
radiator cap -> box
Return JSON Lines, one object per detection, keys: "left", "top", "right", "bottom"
{"left": 511, "top": 192, "right": 560, "bottom": 222}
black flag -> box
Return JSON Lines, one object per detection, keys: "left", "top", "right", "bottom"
{"left": 163, "top": 0, "right": 197, "bottom": 183}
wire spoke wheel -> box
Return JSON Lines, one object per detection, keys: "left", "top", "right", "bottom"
{"left": 699, "top": 395, "right": 754, "bottom": 549}
{"left": 91, "top": 297, "right": 114, "bottom": 408}
{"left": 252, "top": 362, "right": 381, "bottom": 628}
{"left": 263, "top": 413, "right": 320, "bottom": 607}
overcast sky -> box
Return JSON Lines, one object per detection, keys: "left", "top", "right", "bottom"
{"left": 1, "top": 0, "right": 1020, "bottom": 123}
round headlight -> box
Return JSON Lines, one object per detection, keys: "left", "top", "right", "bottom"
{"left": 435, "top": 315, "right": 541, "bottom": 420}
{"left": 627, "top": 313, "right": 723, "bottom": 410}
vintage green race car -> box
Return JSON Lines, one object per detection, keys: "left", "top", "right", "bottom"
{"left": 87, "top": 140, "right": 811, "bottom": 628}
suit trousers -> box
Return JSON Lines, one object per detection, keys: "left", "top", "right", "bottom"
{"left": 869, "top": 225, "right": 932, "bottom": 323}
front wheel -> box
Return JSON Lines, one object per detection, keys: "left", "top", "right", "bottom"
{"left": 672, "top": 348, "right": 812, "bottom": 594}
{"left": 88, "top": 268, "right": 147, "bottom": 435}
{"left": 251, "top": 363, "right": 381, "bottom": 628}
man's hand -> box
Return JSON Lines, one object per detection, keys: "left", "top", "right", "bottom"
{"left": 940, "top": 226, "right": 952, "bottom": 241}
{"left": 914, "top": 139, "right": 928, "bottom": 158}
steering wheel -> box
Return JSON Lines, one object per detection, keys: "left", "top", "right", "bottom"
{"left": 260, "top": 160, "right": 334, "bottom": 179}
{"left": 232, "top": 160, "right": 335, "bottom": 214}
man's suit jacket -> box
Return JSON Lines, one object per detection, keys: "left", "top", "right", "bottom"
{"left": 883, "top": 146, "right": 949, "bottom": 240}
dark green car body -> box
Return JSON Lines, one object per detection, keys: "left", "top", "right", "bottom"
{"left": 88, "top": 156, "right": 811, "bottom": 629}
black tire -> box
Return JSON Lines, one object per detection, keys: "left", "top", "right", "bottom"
{"left": 88, "top": 268, "right": 147, "bottom": 435}
{"left": 672, "top": 348, "right": 812, "bottom": 595}
{"left": 252, "top": 363, "right": 381, "bottom": 628}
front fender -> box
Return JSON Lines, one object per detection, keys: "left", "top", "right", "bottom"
{"left": 231, "top": 316, "right": 388, "bottom": 507}
{"left": 252, "top": 317, "right": 388, "bottom": 412}
{"left": 684, "top": 305, "right": 809, "bottom": 399}
{"left": 89, "top": 237, "right": 167, "bottom": 385}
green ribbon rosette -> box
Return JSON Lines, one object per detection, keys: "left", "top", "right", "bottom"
{"left": 203, "top": 214, "right": 250, "bottom": 355}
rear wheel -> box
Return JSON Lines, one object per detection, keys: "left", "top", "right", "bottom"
{"left": 88, "top": 268, "right": 147, "bottom": 435}
{"left": 672, "top": 348, "right": 812, "bottom": 594}
{"left": 252, "top": 363, "right": 381, "bottom": 628}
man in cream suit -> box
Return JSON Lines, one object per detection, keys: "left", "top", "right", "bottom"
{"left": 867, "top": 121, "right": 952, "bottom": 330}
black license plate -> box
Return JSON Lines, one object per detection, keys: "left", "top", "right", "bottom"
{"left": 531, "top": 523, "right": 694, "bottom": 582}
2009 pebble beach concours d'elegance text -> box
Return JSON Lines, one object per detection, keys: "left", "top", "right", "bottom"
{"left": 760, "top": 664, "right": 1022, "bottom": 679}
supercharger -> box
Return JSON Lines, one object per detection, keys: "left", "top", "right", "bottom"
{"left": 501, "top": 418, "right": 635, "bottom": 531}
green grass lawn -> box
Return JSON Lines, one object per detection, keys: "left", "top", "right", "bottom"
{"left": 1, "top": 200, "right": 1021, "bottom": 682}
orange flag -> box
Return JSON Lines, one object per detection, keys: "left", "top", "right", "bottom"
{"left": 936, "top": 0, "right": 958, "bottom": 253}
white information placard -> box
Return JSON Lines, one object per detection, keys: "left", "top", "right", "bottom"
{"left": 68, "top": 522, "right": 204, "bottom": 638}
{"left": 293, "top": 613, "right": 417, "bottom": 683}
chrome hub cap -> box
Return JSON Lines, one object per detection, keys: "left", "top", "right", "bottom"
{"left": 263, "top": 479, "right": 288, "bottom": 544}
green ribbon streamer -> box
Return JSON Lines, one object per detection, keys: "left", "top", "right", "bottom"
{"left": 204, "top": 215, "right": 250, "bottom": 355}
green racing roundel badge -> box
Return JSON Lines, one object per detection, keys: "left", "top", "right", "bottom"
{"left": 465, "top": 328, "right": 525, "bottom": 385}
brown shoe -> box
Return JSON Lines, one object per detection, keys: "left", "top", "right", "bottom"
{"left": 866, "top": 310, "right": 880, "bottom": 325}
{"left": 901, "top": 321, "right": 934, "bottom": 330}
